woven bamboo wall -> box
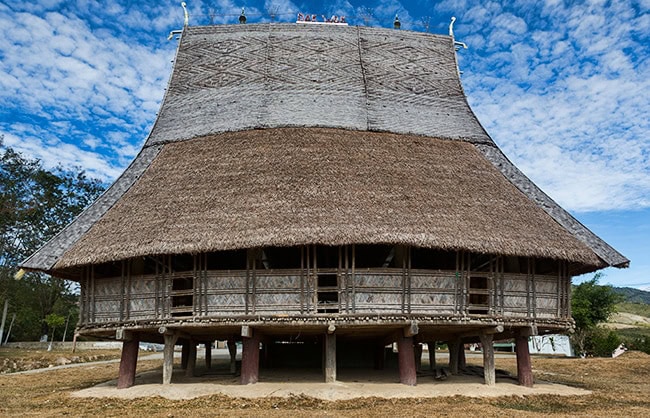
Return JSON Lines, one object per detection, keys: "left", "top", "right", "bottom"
{"left": 80, "top": 263, "right": 569, "bottom": 326}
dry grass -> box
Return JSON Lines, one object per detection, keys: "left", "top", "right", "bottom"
{"left": 0, "top": 349, "right": 648, "bottom": 417}
{"left": 0, "top": 347, "right": 121, "bottom": 374}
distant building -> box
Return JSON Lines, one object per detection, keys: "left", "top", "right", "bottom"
{"left": 21, "top": 23, "right": 627, "bottom": 389}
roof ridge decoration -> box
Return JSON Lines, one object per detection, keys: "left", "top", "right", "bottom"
{"left": 20, "top": 24, "right": 628, "bottom": 274}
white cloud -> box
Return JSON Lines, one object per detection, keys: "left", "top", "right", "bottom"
{"left": 0, "top": 0, "right": 647, "bottom": 214}
{"left": 0, "top": 2, "right": 175, "bottom": 181}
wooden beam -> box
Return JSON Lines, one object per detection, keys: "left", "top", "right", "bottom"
{"left": 241, "top": 325, "right": 252, "bottom": 338}
{"left": 117, "top": 335, "right": 139, "bottom": 389}
{"left": 519, "top": 325, "right": 538, "bottom": 337}
{"left": 479, "top": 332, "right": 496, "bottom": 386}
{"left": 162, "top": 332, "right": 178, "bottom": 385}
{"left": 516, "top": 333, "right": 534, "bottom": 387}
{"left": 397, "top": 335, "right": 417, "bottom": 386}
{"left": 115, "top": 328, "right": 134, "bottom": 342}
{"left": 404, "top": 321, "right": 419, "bottom": 337}
{"left": 459, "top": 325, "right": 504, "bottom": 339}
{"left": 241, "top": 332, "right": 260, "bottom": 385}
{"left": 324, "top": 333, "right": 336, "bottom": 383}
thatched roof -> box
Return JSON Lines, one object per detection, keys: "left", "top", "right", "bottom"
{"left": 53, "top": 128, "right": 603, "bottom": 269}
{"left": 20, "top": 24, "right": 628, "bottom": 275}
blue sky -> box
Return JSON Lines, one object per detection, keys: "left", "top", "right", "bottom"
{"left": 1, "top": 1, "right": 648, "bottom": 289}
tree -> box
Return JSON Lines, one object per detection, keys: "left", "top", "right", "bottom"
{"left": 0, "top": 137, "right": 105, "bottom": 341}
{"left": 44, "top": 313, "right": 65, "bottom": 351}
{"left": 571, "top": 273, "right": 622, "bottom": 357}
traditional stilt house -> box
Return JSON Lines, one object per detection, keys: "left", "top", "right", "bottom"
{"left": 20, "top": 23, "right": 628, "bottom": 389}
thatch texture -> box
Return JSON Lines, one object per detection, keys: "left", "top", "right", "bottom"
{"left": 54, "top": 128, "right": 602, "bottom": 269}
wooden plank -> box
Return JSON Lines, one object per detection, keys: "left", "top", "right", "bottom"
{"left": 117, "top": 336, "right": 139, "bottom": 389}
{"left": 324, "top": 333, "right": 336, "bottom": 382}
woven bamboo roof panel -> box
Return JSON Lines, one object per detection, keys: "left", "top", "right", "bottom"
{"left": 54, "top": 128, "right": 602, "bottom": 269}
{"left": 145, "top": 24, "right": 491, "bottom": 146}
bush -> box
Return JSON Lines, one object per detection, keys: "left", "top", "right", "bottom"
{"left": 586, "top": 329, "right": 621, "bottom": 357}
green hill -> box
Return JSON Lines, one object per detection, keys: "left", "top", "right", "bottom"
{"left": 612, "top": 287, "right": 650, "bottom": 304}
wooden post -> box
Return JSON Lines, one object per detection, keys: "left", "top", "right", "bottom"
{"left": 397, "top": 335, "right": 417, "bottom": 386}
{"left": 241, "top": 333, "right": 260, "bottom": 384}
{"left": 205, "top": 342, "right": 212, "bottom": 369}
{"left": 324, "top": 332, "right": 336, "bottom": 383}
{"left": 186, "top": 340, "right": 196, "bottom": 377}
{"left": 479, "top": 332, "right": 495, "bottom": 386}
{"left": 162, "top": 332, "right": 178, "bottom": 385}
{"left": 181, "top": 341, "right": 189, "bottom": 370}
{"left": 448, "top": 338, "right": 460, "bottom": 375}
{"left": 227, "top": 338, "right": 237, "bottom": 374}
{"left": 458, "top": 342, "right": 466, "bottom": 370}
{"left": 117, "top": 335, "right": 139, "bottom": 389}
{"left": 516, "top": 334, "right": 534, "bottom": 387}
{"left": 426, "top": 341, "right": 436, "bottom": 371}
{"left": 414, "top": 343, "right": 423, "bottom": 372}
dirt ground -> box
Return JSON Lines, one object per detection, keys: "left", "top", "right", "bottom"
{"left": 0, "top": 348, "right": 649, "bottom": 417}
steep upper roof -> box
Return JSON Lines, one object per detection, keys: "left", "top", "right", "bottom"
{"left": 20, "top": 24, "right": 628, "bottom": 277}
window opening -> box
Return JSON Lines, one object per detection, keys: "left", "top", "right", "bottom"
{"left": 467, "top": 276, "right": 489, "bottom": 315}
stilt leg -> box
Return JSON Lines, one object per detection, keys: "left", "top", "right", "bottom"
{"left": 516, "top": 334, "right": 533, "bottom": 387}
{"left": 426, "top": 341, "right": 436, "bottom": 371}
{"left": 241, "top": 334, "right": 260, "bottom": 385}
{"left": 186, "top": 340, "right": 196, "bottom": 377}
{"left": 117, "top": 335, "right": 139, "bottom": 389}
{"left": 448, "top": 338, "right": 460, "bottom": 375}
{"left": 227, "top": 338, "right": 237, "bottom": 374}
{"left": 181, "top": 341, "right": 189, "bottom": 370}
{"left": 205, "top": 342, "right": 212, "bottom": 369}
{"left": 458, "top": 342, "right": 466, "bottom": 370}
{"left": 162, "top": 333, "right": 178, "bottom": 385}
{"left": 414, "top": 343, "right": 423, "bottom": 372}
{"left": 324, "top": 333, "right": 336, "bottom": 383}
{"left": 397, "top": 335, "right": 417, "bottom": 386}
{"left": 479, "top": 333, "right": 495, "bottom": 386}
